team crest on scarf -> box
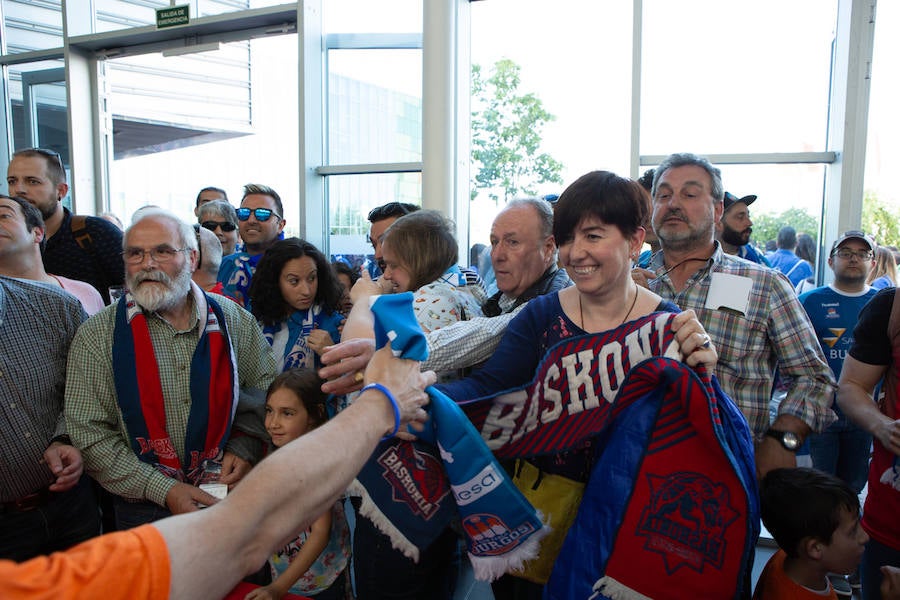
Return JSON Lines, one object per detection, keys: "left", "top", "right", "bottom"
{"left": 375, "top": 442, "right": 450, "bottom": 519}
{"left": 637, "top": 472, "right": 740, "bottom": 573}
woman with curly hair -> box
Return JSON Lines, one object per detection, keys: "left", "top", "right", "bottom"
{"left": 249, "top": 238, "right": 345, "bottom": 372}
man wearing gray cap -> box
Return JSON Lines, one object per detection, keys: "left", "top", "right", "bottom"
{"left": 716, "top": 191, "right": 770, "bottom": 266}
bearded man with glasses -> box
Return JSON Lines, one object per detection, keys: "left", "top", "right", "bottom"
{"left": 6, "top": 148, "right": 125, "bottom": 304}
{"left": 217, "top": 183, "right": 286, "bottom": 308}
{"left": 65, "top": 208, "right": 276, "bottom": 530}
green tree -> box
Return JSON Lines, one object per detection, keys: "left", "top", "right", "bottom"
{"left": 862, "top": 190, "right": 900, "bottom": 247}
{"left": 471, "top": 59, "right": 564, "bottom": 202}
{"left": 751, "top": 207, "right": 819, "bottom": 248}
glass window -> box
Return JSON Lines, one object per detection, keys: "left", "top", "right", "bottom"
{"left": 327, "top": 48, "right": 422, "bottom": 165}
{"left": 6, "top": 60, "right": 67, "bottom": 152}
{"left": 94, "top": 0, "right": 159, "bottom": 34}
{"left": 641, "top": 0, "right": 837, "bottom": 155}
{"left": 863, "top": 0, "right": 900, "bottom": 246}
{"left": 1, "top": 0, "right": 63, "bottom": 52}
{"left": 470, "top": 0, "right": 632, "bottom": 247}
{"left": 107, "top": 34, "right": 298, "bottom": 230}
{"left": 109, "top": 42, "right": 252, "bottom": 133}
{"left": 327, "top": 172, "right": 421, "bottom": 265}
{"left": 198, "top": 0, "right": 285, "bottom": 18}
{"left": 323, "top": 0, "right": 421, "bottom": 34}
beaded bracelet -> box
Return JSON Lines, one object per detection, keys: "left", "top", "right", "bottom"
{"left": 360, "top": 382, "right": 401, "bottom": 441}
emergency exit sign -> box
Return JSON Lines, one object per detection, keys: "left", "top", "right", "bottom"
{"left": 156, "top": 5, "right": 190, "bottom": 29}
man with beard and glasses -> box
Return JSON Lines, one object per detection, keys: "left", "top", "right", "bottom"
{"left": 65, "top": 209, "right": 277, "bottom": 529}
{"left": 717, "top": 191, "right": 771, "bottom": 266}
{"left": 639, "top": 152, "right": 835, "bottom": 481}
{"left": 6, "top": 148, "right": 124, "bottom": 303}
{"left": 217, "top": 183, "right": 286, "bottom": 308}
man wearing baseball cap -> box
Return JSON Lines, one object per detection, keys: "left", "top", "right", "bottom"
{"left": 716, "top": 191, "right": 771, "bottom": 266}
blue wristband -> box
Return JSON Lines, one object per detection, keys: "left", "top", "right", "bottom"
{"left": 361, "top": 383, "right": 401, "bottom": 441}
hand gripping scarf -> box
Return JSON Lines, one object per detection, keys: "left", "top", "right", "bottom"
{"left": 112, "top": 286, "right": 239, "bottom": 483}
{"left": 352, "top": 295, "right": 758, "bottom": 591}
{"left": 544, "top": 358, "right": 759, "bottom": 599}
{"left": 349, "top": 293, "right": 549, "bottom": 581}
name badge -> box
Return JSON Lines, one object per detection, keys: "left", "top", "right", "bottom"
{"left": 705, "top": 273, "right": 753, "bottom": 316}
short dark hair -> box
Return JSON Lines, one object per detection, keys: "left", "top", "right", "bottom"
{"left": 196, "top": 186, "right": 228, "bottom": 207}
{"left": 266, "top": 368, "right": 329, "bottom": 429}
{"left": 249, "top": 237, "right": 343, "bottom": 325}
{"left": 777, "top": 226, "right": 797, "bottom": 250}
{"left": 242, "top": 183, "right": 283, "bottom": 216}
{"left": 12, "top": 148, "right": 66, "bottom": 185}
{"left": 1, "top": 194, "right": 43, "bottom": 232}
{"left": 553, "top": 171, "right": 647, "bottom": 246}
{"left": 367, "top": 202, "right": 420, "bottom": 224}
{"left": 760, "top": 468, "right": 860, "bottom": 559}
{"left": 381, "top": 210, "right": 458, "bottom": 291}
{"left": 1, "top": 194, "right": 46, "bottom": 252}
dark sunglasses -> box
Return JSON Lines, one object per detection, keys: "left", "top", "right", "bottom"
{"left": 200, "top": 220, "right": 237, "bottom": 232}
{"left": 236, "top": 207, "right": 281, "bottom": 222}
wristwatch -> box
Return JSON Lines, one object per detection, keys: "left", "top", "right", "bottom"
{"left": 765, "top": 429, "right": 801, "bottom": 452}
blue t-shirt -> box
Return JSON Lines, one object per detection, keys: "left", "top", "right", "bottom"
{"left": 768, "top": 249, "right": 813, "bottom": 287}
{"left": 798, "top": 285, "right": 878, "bottom": 407}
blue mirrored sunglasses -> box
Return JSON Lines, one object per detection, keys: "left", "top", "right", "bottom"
{"left": 236, "top": 207, "right": 281, "bottom": 222}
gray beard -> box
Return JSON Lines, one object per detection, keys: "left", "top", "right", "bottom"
{"left": 127, "top": 267, "right": 192, "bottom": 312}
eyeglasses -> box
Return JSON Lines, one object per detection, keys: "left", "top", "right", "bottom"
{"left": 832, "top": 249, "right": 874, "bottom": 261}
{"left": 236, "top": 207, "right": 281, "bottom": 222}
{"left": 200, "top": 220, "right": 237, "bottom": 232}
{"left": 122, "top": 245, "right": 190, "bottom": 264}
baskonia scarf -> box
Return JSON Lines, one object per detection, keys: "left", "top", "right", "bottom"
{"left": 112, "top": 285, "right": 239, "bottom": 484}
{"left": 353, "top": 294, "right": 758, "bottom": 593}
{"left": 350, "top": 293, "right": 548, "bottom": 581}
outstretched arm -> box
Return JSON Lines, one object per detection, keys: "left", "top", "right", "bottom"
{"left": 156, "top": 343, "right": 434, "bottom": 600}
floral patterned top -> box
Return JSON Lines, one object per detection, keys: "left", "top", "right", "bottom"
{"left": 269, "top": 500, "right": 351, "bottom": 595}
{"left": 411, "top": 266, "right": 484, "bottom": 334}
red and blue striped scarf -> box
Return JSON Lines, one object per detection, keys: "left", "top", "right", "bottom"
{"left": 112, "top": 287, "right": 238, "bottom": 483}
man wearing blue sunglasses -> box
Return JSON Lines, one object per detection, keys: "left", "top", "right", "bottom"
{"left": 217, "top": 183, "right": 285, "bottom": 308}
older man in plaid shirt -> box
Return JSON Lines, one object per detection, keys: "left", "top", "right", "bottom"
{"left": 641, "top": 153, "right": 835, "bottom": 479}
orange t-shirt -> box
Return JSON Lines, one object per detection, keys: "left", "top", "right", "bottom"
{"left": 752, "top": 550, "right": 837, "bottom": 600}
{"left": 0, "top": 524, "right": 170, "bottom": 600}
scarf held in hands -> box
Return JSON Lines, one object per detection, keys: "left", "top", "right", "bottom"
{"left": 352, "top": 294, "right": 758, "bottom": 593}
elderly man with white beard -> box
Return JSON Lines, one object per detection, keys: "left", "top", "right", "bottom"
{"left": 65, "top": 208, "right": 277, "bottom": 529}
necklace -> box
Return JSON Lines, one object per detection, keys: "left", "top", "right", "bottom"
{"left": 579, "top": 284, "right": 640, "bottom": 332}
{"left": 658, "top": 256, "right": 711, "bottom": 279}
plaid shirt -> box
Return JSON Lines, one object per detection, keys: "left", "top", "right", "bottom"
{"left": 65, "top": 289, "right": 277, "bottom": 507}
{"left": 649, "top": 244, "right": 836, "bottom": 437}
{"left": 424, "top": 268, "right": 572, "bottom": 373}
{"left": 0, "top": 277, "right": 86, "bottom": 501}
